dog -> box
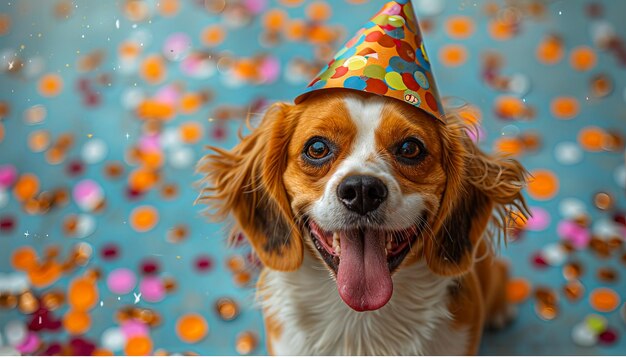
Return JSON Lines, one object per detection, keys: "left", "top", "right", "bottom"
{"left": 197, "top": 87, "right": 528, "bottom": 355}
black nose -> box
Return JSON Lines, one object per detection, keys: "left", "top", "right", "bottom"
{"left": 337, "top": 175, "right": 388, "bottom": 215}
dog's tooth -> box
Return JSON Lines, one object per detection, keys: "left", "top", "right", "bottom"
{"left": 386, "top": 240, "right": 393, "bottom": 251}
{"left": 385, "top": 248, "right": 388, "bottom": 256}
{"left": 332, "top": 232, "right": 341, "bottom": 256}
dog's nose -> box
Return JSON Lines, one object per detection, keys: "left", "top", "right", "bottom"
{"left": 337, "top": 175, "right": 388, "bottom": 215}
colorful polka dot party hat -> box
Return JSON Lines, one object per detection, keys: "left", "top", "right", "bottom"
{"left": 295, "top": 0, "right": 445, "bottom": 123}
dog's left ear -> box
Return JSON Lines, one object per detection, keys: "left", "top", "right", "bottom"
{"left": 424, "top": 120, "right": 528, "bottom": 276}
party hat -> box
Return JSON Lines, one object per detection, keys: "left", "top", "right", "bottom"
{"left": 295, "top": 0, "right": 445, "bottom": 123}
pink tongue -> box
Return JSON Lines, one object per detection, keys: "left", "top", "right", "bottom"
{"left": 336, "top": 229, "right": 393, "bottom": 311}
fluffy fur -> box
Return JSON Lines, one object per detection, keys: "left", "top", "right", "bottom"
{"left": 197, "top": 89, "right": 528, "bottom": 355}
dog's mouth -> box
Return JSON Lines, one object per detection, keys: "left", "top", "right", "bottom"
{"left": 306, "top": 218, "right": 422, "bottom": 312}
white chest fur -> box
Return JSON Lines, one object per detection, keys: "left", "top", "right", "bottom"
{"left": 257, "top": 252, "right": 469, "bottom": 355}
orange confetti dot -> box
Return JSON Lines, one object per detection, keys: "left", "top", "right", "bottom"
{"left": 0, "top": 122, "right": 4, "bottom": 143}
{"left": 445, "top": 15, "right": 474, "bottom": 39}
{"left": 68, "top": 277, "right": 98, "bottom": 310}
{"left": 578, "top": 126, "right": 607, "bottom": 152}
{"left": 438, "top": 44, "right": 468, "bottom": 67}
{"left": 63, "top": 309, "right": 91, "bottom": 335}
{"left": 493, "top": 137, "right": 524, "bottom": 157}
{"left": 285, "top": 19, "right": 307, "bottom": 41}
{"left": 550, "top": 96, "right": 579, "bottom": 120}
{"left": 28, "top": 262, "right": 62, "bottom": 288}
{"left": 306, "top": 1, "right": 331, "bottom": 22}
{"left": 176, "top": 314, "right": 208, "bottom": 343}
{"left": 507, "top": 278, "right": 531, "bottom": 303}
{"left": 494, "top": 96, "right": 526, "bottom": 120}
{"left": 140, "top": 55, "right": 166, "bottom": 85}
{"left": 201, "top": 25, "right": 225, "bottom": 47}
{"left": 527, "top": 169, "right": 559, "bottom": 201}
{"left": 13, "top": 173, "right": 39, "bottom": 202}
{"left": 28, "top": 130, "right": 51, "bottom": 152}
{"left": 308, "top": 25, "right": 336, "bottom": 44}
{"left": 0, "top": 13, "right": 11, "bottom": 36}
{"left": 179, "top": 93, "right": 203, "bottom": 114}
{"left": 263, "top": 9, "right": 288, "bottom": 32}
{"left": 11, "top": 247, "right": 38, "bottom": 271}
{"left": 125, "top": 336, "right": 153, "bottom": 356}
{"left": 279, "top": 0, "right": 304, "bottom": 6}
{"left": 92, "top": 348, "right": 114, "bottom": 356}
{"left": 136, "top": 100, "right": 175, "bottom": 121}
{"left": 158, "top": 0, "right": 179, "bottom": 17}
{"left": 38, "top": 74, "right": 63, "bottom": 97}
{"left": 536, "top": 36, "right": 564, "bottom": 65}
{"left": 128, "top": 167, "right": 159, "bottom": 191}
{"left": 589, "top": 287, "right": 620, "bottom": 312}
{"left": 130, "top": 205, "right": 159, "bottom": 232}
{"left": 140, "top": 150, "right": 164, "bottom": 169}
{"left": 124, "top": 0, "right": 149, "bottom": 22}
{"left": 570, "top": 46, "right": 597, "bottom": 72}
{"left": 118, "top": 41, "right": 142, "bottom": 60}
{"left": 179, "top": 121, "right": 203, "bottom": 144}
{"left": 488, "top": 19, "right": 515, "bottom": 41}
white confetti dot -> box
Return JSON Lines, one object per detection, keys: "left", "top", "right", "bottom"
{"left": 7, "top": 272, "right": 29, "bottom": 294}
{"left": 69, "top": 214, "right": 96, "bottom": 239}
{"left": 559, "top": 197, "right": 587, "bottom": 219}
{"left": 0, "top": 347, "right": 19, "bottom": 355}
{"left": 101, "top": 327, "right": 126, "bottom": 352}
{"left": 507, "top": 73, "right": 531, "bottom": 97}
{"left": 554, "top": 142, "right": 582, "bottom": 165}
{"left": 415, "top": 0, "right": 445, "bottom": 16}
{"left": 541, "top": 243, "right": 567, "bottom": 266}
{"left": 161, "top": 127, "right": 182, "bottom": 150}
{"left": 4, "top": 320, "right": 27, "bottom": 347}
{"left": 572, "top": 322, "right": 597, "bottom": 347}
{"left": 169, "top": 147, "right": 195, "bottom": 169}
{"left": 615, "top": 164, "right": 625, "bottom": 189}
{"left": 121, "top": 88, "right": 145, "bottom": 109}
{"left": 592, "top": 218, "right": 622, "bottom": 240}
{"left": 0, "top": 189, "right": 8, "bottom": 209}
{"left": 82, "top": 138, "right": 108, "bottom": 164}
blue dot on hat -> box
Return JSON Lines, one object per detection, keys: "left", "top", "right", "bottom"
{"left": 344, "top": 76, "right": 367, "bottom": 91}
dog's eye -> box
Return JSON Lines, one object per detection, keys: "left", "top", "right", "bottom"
{"left": 306, "top": 140, "right": 330, "bottom": 160}
{"left": 395, "top": 138, "right": 425, "bottom": 164}
{"left": 398, "top": 140, "right": 420, "bottom": 159}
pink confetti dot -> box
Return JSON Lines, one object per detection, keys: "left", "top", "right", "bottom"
{"left": 557, "top": 220, "right": 590, "bottom": 249}
{"left": 139, "top": 276, "right": 166, "bottom": 302}
{"left": 526, "top": 206, "right": 551, "bottom": 231}
{"left": 106, "top": 268, "right": 137, "bottom": 295}
{"left": 243, "top": 0, "right": 267, "bottom": 14}
{"left": 16, "top": 332, "right": 40, "bottom": 354}
{"left": 121, "top": 319, "right": 149, "bottom": 338}
{"left": 0, "top": 164, "right": 17, "bottom": 189}
{"left": 72, "top": 179, "right": 103, "bottom": 211}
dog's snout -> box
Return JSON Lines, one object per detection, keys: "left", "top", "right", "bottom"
{"left": 337, "top": 175, "right": 388, "bottom": 215}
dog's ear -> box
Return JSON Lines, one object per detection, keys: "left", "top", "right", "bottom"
{"left": 424, "top": 119, "right": 528, "bottom": 277}
{"left": 197, "top": 103, "right": 303, "bottom": 271}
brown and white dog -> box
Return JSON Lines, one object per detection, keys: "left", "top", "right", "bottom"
{"left": 197, "top": 89, "right": 528, "bottom": 355}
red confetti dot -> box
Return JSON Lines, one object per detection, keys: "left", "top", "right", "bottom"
{"left": 425, "top": 92, "right": 438, "bottom": 112}
{"left": 0, "top": 215, "right": 16, "bottom": 232}
{"left": 100, "top": 243, "right": 119, "bottom": 260}
{"left": 532, "top": 252, "right": 549, "bottom": 268}
{"left": 599, "top": 328, "right": 618, "bottom": 345}
{"left": 194, "top": 255, "right": 214, "bottom": 272}
{"left": 43, "top": 342, "right": 63, "bottom": 356}
{"left": 141, "top": 259, "right": 160, "bottom": 275}
{"left": 66, "top": 159, "right": 85, "bottom": 176}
